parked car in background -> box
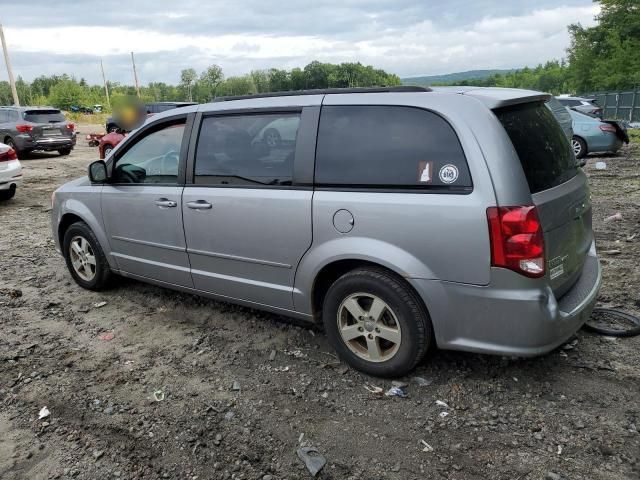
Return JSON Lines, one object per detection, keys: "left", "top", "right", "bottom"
{"left": 52, "top": 86, "right": 601, "bottom": 377}
{"left": 105, "top": 102, "right": 197, "bottom": 133}
{"left": 0, "top": 107, "right": 76, "bottom": 158}
{"left": 546, "top": 97, "right": 573, "bottom": 141}
{"left": 569, "top": 109, "right": 629, "bottom": 159}
{"left": 98, "top": 131, "right": 126, "bottom": 159}
{"left": 557, "top": 96, "right": 603, "bottom": 117}
{"left": 0, "top": 142, "right": 22, "bottom": 200}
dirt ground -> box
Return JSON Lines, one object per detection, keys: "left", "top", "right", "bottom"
{"left": 1, "top": 126, "right": 639, "bottom": 480}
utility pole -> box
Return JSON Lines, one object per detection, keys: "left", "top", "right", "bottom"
{"left": 0, "top": 22, "right": 19, "bottom": 106}
{"left": 100, "top": 59, "right": 111, "bottom": 109}
{"left": 131, "top": 51, "right": 140, "bottom": 98}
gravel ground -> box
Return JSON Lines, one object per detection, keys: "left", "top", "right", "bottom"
{"left": 1, "top": 127, "right": 639, "bottom": 480}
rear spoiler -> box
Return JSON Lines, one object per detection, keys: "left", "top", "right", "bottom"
{"left": 452, "top": 88, "right": 551, "bottom": 110}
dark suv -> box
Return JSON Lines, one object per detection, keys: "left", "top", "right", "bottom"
{"left": 0, "top": 107, "right": 76, "bottom": 158}
{"left": 105, "top": 102, "right": 197, "bottom": 133}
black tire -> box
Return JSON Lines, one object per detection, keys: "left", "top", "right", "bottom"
{"left": 583, "top": 308, "right": 640, "bottom": 338}
{"left": 322, "top": 267, "right": 431, "bottom": 377}
{"left": 572, "top": 136, "right": 587, "bottom": 159}
{"left": 63, "top": 221, "right": 112, "bottom": 291}
{"left": 58, "top": 147, "right": 72, "bottom": 156}
{"left": 4, "top": 138, "right": 23, "bottom": 159}
{"left": 103, "top": 145, "right": 114, "bottom": 158}
{"left": 0, "top": 185, "right": 16, "bottom": 200}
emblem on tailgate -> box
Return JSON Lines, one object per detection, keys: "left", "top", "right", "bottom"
{"left": 549, "top": 255, "right": 568, "bottom": 280}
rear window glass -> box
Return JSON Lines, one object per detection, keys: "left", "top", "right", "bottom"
{"left": 495, "top": 102, "right": 576, "bottom": 194}
{"left": 315, "top": 106, "right": 471, "bottom": 190}
{"left": 23, "top": 110, "right": 65, "bottom": 123}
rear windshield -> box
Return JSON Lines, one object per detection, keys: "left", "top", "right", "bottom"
{"left": 495, "top": 102, "right": 577, "bottom": 194}
{"left": 23, "top": 110, "right": 65, "bottom": 123}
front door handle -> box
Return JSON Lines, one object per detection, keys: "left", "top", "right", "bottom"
{"left": 186, "top": 200, "right": 212, "bottom": 210}
{"left": 155, "top": 198, "right": 177, "bottom": 208}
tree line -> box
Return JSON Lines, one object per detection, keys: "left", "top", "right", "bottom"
{"left": 429, "top": 0, "right": 639, "bottom": 94}
{"left": 0, "top": 61, "right": 401, "bottom": 111}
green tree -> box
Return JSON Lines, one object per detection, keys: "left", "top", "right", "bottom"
{"left": 198, "top": 65, "right": 224, "bottom": 101}
{"left": 48, "top": 79, "right": 86, "bottom": 109}
{"left": 180, "top": 68, "right": 198, "bottom": 101}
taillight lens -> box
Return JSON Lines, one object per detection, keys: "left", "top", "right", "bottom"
{"left": 16, "top": 124, "right": 33, "bottom": 133}
{"left": 599, "top": 124, "right": 617, "bottom": 133}
{"left": 0, "top": 148, "right": 18, "bottom": 162}
{"left": 67, "top": 123, "right": 75, "bottom": 131}
{"left": 487, "top": 206, "right": 545, "bottom": 278}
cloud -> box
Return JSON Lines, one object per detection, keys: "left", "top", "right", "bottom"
{"left": 0, "top": 1, "right": 600, "bottom": 84}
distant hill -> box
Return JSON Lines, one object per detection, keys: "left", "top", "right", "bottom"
{"left": 402, "top": 69, "right": 517, "bottom": 86}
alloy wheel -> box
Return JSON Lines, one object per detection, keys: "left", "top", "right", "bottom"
{"left": 69, "top": 235, "right": 97, "bottom": 281}
{"left": 337, "top": 293, "right": 401, "bottom": 362}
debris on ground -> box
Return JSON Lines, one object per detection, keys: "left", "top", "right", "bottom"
{"left": 98, "top": 332, "right": 114, "bottom": 341}
{"left": 92, "top": 301, "right": 108, "bottom": 308}
{"left": 604, "top": 212, "right": 623, "bottom": 222}
{"left": 364, "top": 384, "right": 384, "bottom": 395}
{"left": 153, "top": 390, "right": 165, "bottom": 402}
{"left": 296, "top": 447, "right": 327, "bottom": 477}
{"left": 412, "top": 376, "right": 433, "bottom": 387}
{"left": 420, "top": 440, "right": 434, "bottom": 452}
{"left": 385, "top": 386, "right": 408, "bottom": 398}
{"left": 38, "top": 406, "right": 50, "bottom": 419}
{"left": 435, "top": 400, "right": 449, "bottom": 408}
{"left": 231, "top": 381, "right": 241, "bottom": 391}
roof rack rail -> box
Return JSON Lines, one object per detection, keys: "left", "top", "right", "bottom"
{"left": 212, "top": 85, "right": 431, "bottom": 102}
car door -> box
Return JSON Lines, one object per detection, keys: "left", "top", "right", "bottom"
{"left": 182, "top": 107, "right": 317, "bottom": 310}
{"left": 101, "top": 114, "right": 194, "bottom": 287}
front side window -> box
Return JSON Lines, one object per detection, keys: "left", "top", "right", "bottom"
{"left": 194, "top": 113, "right": 300, "bottom": 186}
{"left": 315, "top": 105, "right": 472, "bottom": 189}
{"left": 112, "top": 121, "right": 185, "bottom": 184}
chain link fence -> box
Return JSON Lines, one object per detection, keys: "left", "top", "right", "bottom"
{"left": 584, "top": 89, "right": 640, "bottom": 122}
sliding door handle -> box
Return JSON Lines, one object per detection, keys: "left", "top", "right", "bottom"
{"left": 186, "top": 200, "right": 212, "bottom": 210}
{"left": 155, "top": 198, "right": 177, "bottom": 208}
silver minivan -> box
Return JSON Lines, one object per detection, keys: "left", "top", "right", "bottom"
{"left": 51, "top": 86, "right": 601, "bottom": 377}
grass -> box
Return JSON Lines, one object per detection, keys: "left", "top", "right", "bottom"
{"left": 628, "top": 129, "right": 640, "bottom": 144}
{"left": 64, "top": 111, "right": 109, "bottom": 125}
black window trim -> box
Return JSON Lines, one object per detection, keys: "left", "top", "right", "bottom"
{"left": 312, "top": 104, "right": 474, "bottom": 195}
{"left": 185, "top": 106, "right": 317, "bottom": 190}
{"left": 107, "top": 112, "right": 194, "bottom": 187}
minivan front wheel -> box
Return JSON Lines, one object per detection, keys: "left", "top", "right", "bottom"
{"left": 63, "top": 221, "right": 112, "bottom": 290}
{"left": 322, "top": 268, "right": 431, "bottom": 377}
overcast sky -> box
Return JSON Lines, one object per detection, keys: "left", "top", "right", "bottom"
{"left": 1, "top": 0, "right": 599, "bottom": 85}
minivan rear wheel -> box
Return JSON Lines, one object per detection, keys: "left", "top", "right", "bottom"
{"left": 322, "top": 267, "right": 431, "bottom": 377}
{"left": 63, "top": 221, "right": 112, "bottom": 290}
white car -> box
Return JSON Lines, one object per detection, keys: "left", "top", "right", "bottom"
{"left": 0, "top": 142, "right": 22, "bottom": 200}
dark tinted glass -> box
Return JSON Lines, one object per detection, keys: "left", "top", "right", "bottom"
{"left": 23, "top": 110, "right": 65, "bottom": 123}
{"left": 315, "top": 106, "right": 471, "bottom": 189}
{"left": 495, "top": 102, "right": 576, "bottom": 194}
{"left": 194, "top": 113, "right": 300, "bottom": 186}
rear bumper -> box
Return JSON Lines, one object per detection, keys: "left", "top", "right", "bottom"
{"left": 0, "top": 162, "right": 23, "bottom": 190}
{"left": 410, "top": 245, "right": 602, "bottom": 357}
{"left": 14, "top": 135, "right": 76, "bottom": 151}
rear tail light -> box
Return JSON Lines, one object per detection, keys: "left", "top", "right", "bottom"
{"left": 599, "top": 124, "right": 617, "bottom": 133}
{"left": 15, "top": 124, "right": 33, "bottom": 133}
{"left": 487, "top": 206, "right": 545, "bottom": 278}
{"left": 0, "top": 148, "right": 18, "bottom": 162}
{"left": 67, "top": 123, "right": 75, "bottom": 131}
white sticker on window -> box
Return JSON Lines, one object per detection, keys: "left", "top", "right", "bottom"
{"left": 439, "top": 164, "right": 459, "bottom": 184}
{"left": 418, "top": 161, "right": 433, "bottom": 183}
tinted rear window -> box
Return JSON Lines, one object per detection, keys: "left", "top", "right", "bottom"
{"left": 315, "top": 105, "right": 471, "bottom": 190}
{"left": 495, "top": 102, "right": 576, "bottom": 194}
{"left": 23, "top": 110, "right": 65, "bottom": 123}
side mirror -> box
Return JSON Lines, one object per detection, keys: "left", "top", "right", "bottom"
{"left": 88, "top": 160, "right": 108, "bottom": 183}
